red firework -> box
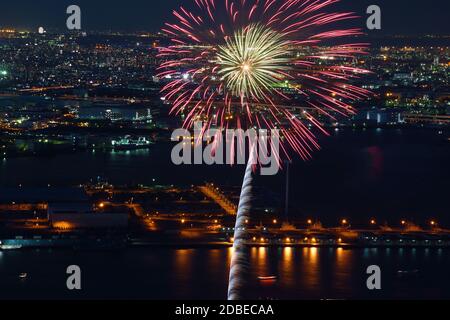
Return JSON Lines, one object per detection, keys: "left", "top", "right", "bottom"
{"left": 158, "top": 0, "right": 371, "bottom": 161}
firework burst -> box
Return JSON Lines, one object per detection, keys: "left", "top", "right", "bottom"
{"left": 159, "top": 0, "right": 372, "bottom": 301}
{"left": 217, "top": 24, "right": 291, "bottom": 99}
{"left": 158, "top": 0, "right": 371, "bottom": 161}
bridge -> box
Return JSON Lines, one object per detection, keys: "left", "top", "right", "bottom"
{"left": 198, "top": 183, "right": 237, "bottom": 216}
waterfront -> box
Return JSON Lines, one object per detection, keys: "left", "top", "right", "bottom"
{"left": 1, "top": 246, "right": 449, "bottom": 300}
{"left": 1, "top": 107, "right": 449, "bottom": 300}
{"left": 1, "top": 127, "right": 448, "bottom": 225}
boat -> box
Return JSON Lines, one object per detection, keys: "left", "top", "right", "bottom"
{"left": 0, "top": 244, "right": 22, "bottom": 250}
{"left": 258, "top": 276, "right": 278, "bottom": 282}
{"left": 111, "top": 135, "right": 153, "bottom": 150}
{"left": 397, "top": 269, "right": 419, "bottom": 277}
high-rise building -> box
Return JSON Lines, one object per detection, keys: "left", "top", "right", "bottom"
{"left": 104, "top": 109, "right": 122, "bottom": 121}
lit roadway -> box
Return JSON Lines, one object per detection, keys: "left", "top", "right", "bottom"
{"left": 198, "top": 184, "right": 237, "bottom": 216}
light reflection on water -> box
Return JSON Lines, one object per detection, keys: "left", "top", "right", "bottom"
{"left": 279, "top": 247, "right": 294, "bottom": 289}
{"left": 302, "top": 247, "right": 320, "bottom": 290}
{"left": 246, "top": 246, "right": 449, "bottom": 300}
{"left": 168, "top": 246, "right": 450, "bottom": 299}
{"left": 0, "top": 247, "right": 449, "bottom": 299}
{"left": 174, "top": 249, "right": 193, "bottom": 284}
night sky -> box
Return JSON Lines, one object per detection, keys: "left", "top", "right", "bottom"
{"left": 0, "top": 0, "right": 449, "bottom": 35}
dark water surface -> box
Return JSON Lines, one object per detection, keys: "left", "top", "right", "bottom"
{"left": 0, "top": 247, "right": 449, "bottom": 300}
{"left": 1, "top": 127, "right": 448, "bottom": 224}
{"left": 0, "top": 124, "right": 449, "bottom": 299}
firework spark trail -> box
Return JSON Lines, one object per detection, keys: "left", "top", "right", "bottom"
{"left": 158, "top": 0, "right": 371, "bottom": 161}
{"left": 159, "top": 0, "right": 371, "bottom": 300}
{"left": 228, "top": 143, "right": 257, "bottom": 300}
{"left": 217, "top": 24, "right": 291, "bottom": 99}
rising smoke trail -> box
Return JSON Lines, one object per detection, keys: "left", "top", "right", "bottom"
{"left": 159, "top": 0, "right": 372, "bottom": 300}
{"left": 227, "top": 145, "right": 257, "bottom": 300}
